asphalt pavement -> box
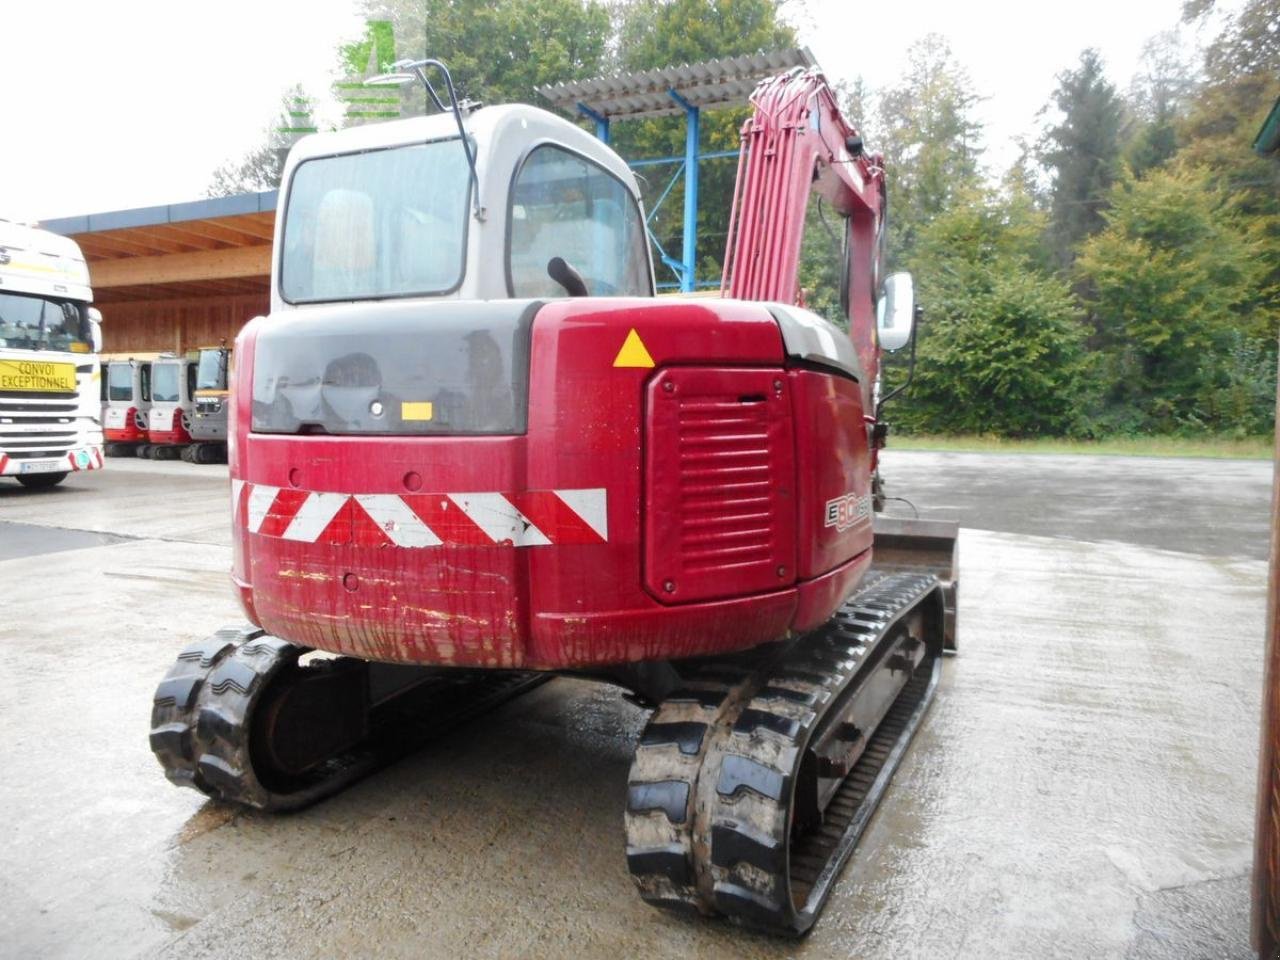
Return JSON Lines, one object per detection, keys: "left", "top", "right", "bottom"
{"left": 0, "top": 451, "right": 1269, "bottom": 959}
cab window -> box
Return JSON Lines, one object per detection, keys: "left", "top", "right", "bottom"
{"left": 508, "top": 145, "right": 651, "bottom": 298}
{"left": 107, "top": 363, "right": 133, "bottom": 402}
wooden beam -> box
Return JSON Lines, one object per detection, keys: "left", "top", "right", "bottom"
{"left": 77, "top": 233, "right": 183, "bottom": 260}
{"left": 218, "top": 214, "right": 277, "bottom": 240}
{"left": 89, "top": 244, "right": 272, "bottom": 288}
{"left": 87, "top": 229, "right": 198, "bottom": 256}
{"left": 157, "top": 219, "right": 267, "bottom": 248}
{"left": 126, "top": 226, "right": 221, "bottom": 253}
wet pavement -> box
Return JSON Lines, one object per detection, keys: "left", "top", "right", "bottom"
{"left": 0, "top": 451, "right": 1268, "bottom": 958}
{"left": 881, "top": 450, "right": 1272, "bottom": 561}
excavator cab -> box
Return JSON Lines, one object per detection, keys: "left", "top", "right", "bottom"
{"left": 144, "top": 355, "right": 196, "bottom": 459}
{"left": 102, "top": 358, "right": 151, "bottom": 455}
{"left": 274, "top": 103, "right": 652, "bottom": 309}
{"left": 184, "top": 344, "right": 231, "bottom": 463}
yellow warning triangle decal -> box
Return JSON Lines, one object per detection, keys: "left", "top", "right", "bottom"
{"left": 613, "top": 328, "right": 655, "bottom": 368}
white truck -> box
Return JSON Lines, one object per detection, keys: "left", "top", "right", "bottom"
{"left": 0, "top": 220, "right": 104, "bottom": 488}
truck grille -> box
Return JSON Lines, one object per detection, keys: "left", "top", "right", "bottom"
{"left": 644, "top": 367, "right": 796, "bottom": 603}
{"left": 0, "top": 371, "right": 92, "bottom": 459}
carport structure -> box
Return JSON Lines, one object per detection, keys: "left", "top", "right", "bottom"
{"left": 42, "top": 192, "right": 276, "bottom": 354}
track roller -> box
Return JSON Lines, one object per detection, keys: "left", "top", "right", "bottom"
{"left": 625, "top": 571, "right": 947, "bottom": 936}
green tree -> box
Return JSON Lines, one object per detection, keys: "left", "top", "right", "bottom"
{"left": 873, "top": 34, "right": 984, "bottom": 266}
{"left": 365, "top": 0, "right": 612, "bottom": 109}
{"left": 1075, "top": 164, "right": 1274, "bottom": 433}
{"left": 1177, "top": 0, "right": 1280, "bottom": 325}
{"left": 1124, "top": 30, "right": 1198, "bottom": 176}
{"left": 206, "top": 88, "right": 314, "bottom": 196}
{"left": 607, "top": 0, "right": 799, "bottom": 288}
{"left": 1039, "top": 49, "right": 1126, "bottom": 268}
{"left": 613, "top": 0, "right": 794, "bottom": 70}
{"left": 892, "top": 187, "right": 1089, "bottom": 437}
{"left": 1177, "top": 0, "right": 1279, "bottom": 201}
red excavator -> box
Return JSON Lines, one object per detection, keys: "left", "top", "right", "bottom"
{"left": 150, "top": 60, "right": 958, "bottom": 936}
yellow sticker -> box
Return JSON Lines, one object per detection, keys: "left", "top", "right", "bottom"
{"left": 613, "top": 328, "right": 654, "bottom": 368}
{"left": 401, "top": 401, "right": 434, "bottom": 421}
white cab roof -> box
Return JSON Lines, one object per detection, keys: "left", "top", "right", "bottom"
{"left": 0, "top": 220, "right": 92, "bottom": 302}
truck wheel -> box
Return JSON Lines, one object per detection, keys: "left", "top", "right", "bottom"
{"left": 16, "top": 472, "right": 68, "bottom": 490}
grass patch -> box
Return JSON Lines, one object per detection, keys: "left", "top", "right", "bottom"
{"left": 889, "top": 434, "right": 1273, "bottom": 460}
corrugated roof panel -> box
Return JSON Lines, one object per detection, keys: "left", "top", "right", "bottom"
{"left": 538, "top": 47, "right": 816, "bottom": 119}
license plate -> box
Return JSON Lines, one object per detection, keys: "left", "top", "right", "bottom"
{"left": 19, "top": 459, "right": 64, "bottom": 474}
{"left": 0, "top": 359, "right": 77, "bottom": 393}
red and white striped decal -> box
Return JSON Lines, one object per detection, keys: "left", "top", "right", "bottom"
{"left": 65, "top": 447, "right": 105, "bottom": 471}
{"left": 231, "top": 481, "right": 608, "bottom": 548}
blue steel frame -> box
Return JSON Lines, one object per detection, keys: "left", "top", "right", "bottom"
{"left": 582, "top": 91, "right": 731, "bottom": 293}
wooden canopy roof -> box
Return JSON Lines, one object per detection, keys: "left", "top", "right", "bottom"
{"left": 41, "top": 192, "right": 277, "bottom": 304}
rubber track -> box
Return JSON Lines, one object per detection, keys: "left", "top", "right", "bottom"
{"left": 624, "top": 571, "right": 944, "bottom": 935}
{"left": 623, "top": 660, "right": 765, "bottom": 911}
{"left": 150, "top": 625, "right": 546, "bottom": 812}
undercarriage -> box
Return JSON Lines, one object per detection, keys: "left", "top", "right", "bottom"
{"left": 151, "top": 569, "right": 947, "bottom": 935}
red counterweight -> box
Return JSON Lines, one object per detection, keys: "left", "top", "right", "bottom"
{"left": 230, "top": 296, "right": 872, "bottom": 670}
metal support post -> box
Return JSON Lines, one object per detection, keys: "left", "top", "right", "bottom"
{"left": 669, "top": 89, "right": 699, "bottom": 293}
{"left": 577, "top": 102, "right": 610, "bottom": 143}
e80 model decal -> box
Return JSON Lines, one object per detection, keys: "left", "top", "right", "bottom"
{"left": 824, "top": 492, "right": 871, "bottom": 533}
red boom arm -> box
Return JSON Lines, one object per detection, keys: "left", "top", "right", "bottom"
{"left": 722, "top": 67, "right": 887, "bottom": 406}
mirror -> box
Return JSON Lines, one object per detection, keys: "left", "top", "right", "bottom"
{"left": 87, "top": 307, "right": 103, "bottom": 353}
{"left": 876, "top": 272, "right": 915, "bottom": 352}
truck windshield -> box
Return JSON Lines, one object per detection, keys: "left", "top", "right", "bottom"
{"left": 151, "top": 363, "right": 180, "bottom": 403}
{"left": 196, "top": 349, "right": 226, "bottom": 390}
{"left": 107, "top": 363, "right": 133, "bottom": 402}
{"left": 281, "top": 138, "right": 471, "bottom": 303}
{"left": 0, "top": 291, "right": 89, "bottom": 352}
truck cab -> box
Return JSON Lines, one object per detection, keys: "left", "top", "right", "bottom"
{"left": 0, "top": 220, "right": 104, "bottom": 488}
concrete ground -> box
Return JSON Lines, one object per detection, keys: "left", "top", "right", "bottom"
{"left": 0, "top": 451, "right": 1269, "bottom": 959}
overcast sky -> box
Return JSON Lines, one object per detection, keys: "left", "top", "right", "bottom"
{"left": 0, "top": 0, "right": 1233, "bottom": 225}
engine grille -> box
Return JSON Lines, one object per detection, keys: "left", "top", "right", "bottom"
{"left": 644, "top": 367, "right": 796, "bottom": 603}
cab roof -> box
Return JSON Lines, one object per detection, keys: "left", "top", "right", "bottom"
{"left": 282, "top": 104, "right": 640, "bottom": 202}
